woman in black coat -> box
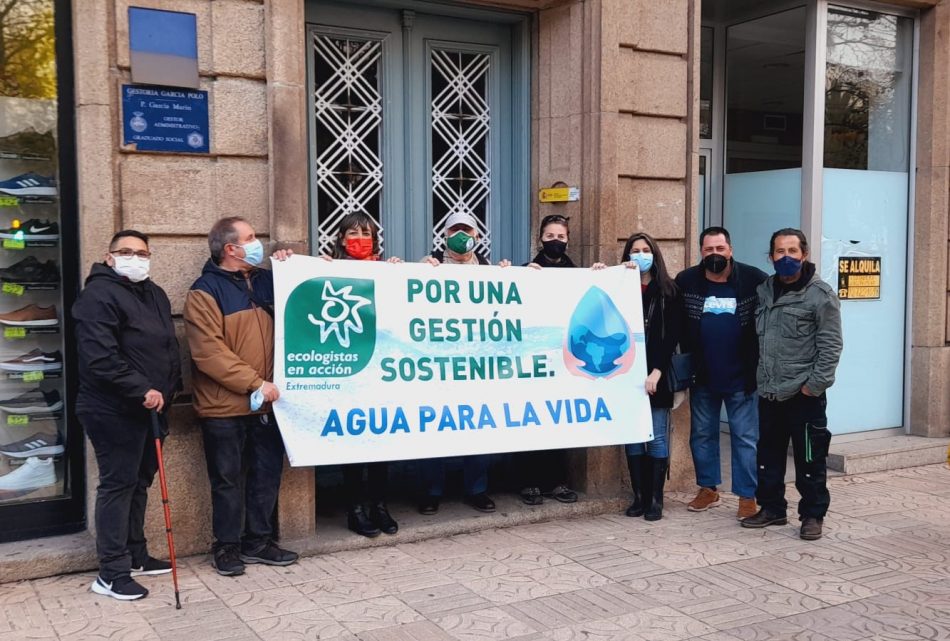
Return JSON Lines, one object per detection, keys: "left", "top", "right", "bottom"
{"left": 622, "top": 231, "right": 681, "bottom": 521}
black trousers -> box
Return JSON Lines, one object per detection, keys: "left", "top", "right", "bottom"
{"left": 342, "top": 462, "right": 388, "bottom": 505}
{"left": 80, "top": 409, "right": 160, "bottom": 582}
{"left": 756, "top": 393, "right": 832, "bottom": 519}
{"left": 199, "top": 413, "right": 285, "bottom": 551}
{"left": 515, "top": 449, "right": 569, "bottom": 491}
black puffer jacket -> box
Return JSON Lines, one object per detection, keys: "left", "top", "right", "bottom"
{"left": 73, "top": 263, "right": 182, "bottom": 415}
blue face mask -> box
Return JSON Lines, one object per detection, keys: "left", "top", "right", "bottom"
{"left": 774, "top": 255, "right": 803, "bottom": 277}
{"left": 629, "top": 252, "right": 654, "bottom": 273}
{"left": 239, "top": 239, "right": 264, "bottom": 267}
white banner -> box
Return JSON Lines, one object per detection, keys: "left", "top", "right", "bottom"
{"left": 271, "top": 256, "right": 653, "bottom": 466}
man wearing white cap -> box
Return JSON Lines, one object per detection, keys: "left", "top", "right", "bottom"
{"left": 422, "top": 212, "right": 504, "bottom": 266}
{"left": 418, "top": 212, "right": 506, "bottom": 514}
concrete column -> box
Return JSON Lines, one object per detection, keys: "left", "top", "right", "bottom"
{"left": 910, "top": 2, "right": 950, "bottom": 437}
{"left": 265, "top": 0, "right": 317, "bottom": 539}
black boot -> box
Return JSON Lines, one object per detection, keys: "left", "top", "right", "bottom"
{"left": 370, "top": 502, "right": 398, "bottom": 535}
{"left": 347, "top": 504, "right": 381, "bottom": 538}
{"left": 644, "top": 457, "right": 668, "bottom": 522}
{"left": 625, "top": 455, "right": 645, "bottom": 517}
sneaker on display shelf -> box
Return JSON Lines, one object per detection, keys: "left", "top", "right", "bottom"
{"left": 0, "top": 348, "right": 62, "bottom": 372}
{"left": 0, "top": 456, "right": 56, "bottom": 491}
{"left": 0, "top": 432, "right": 64, "bottom": 458}
{"left": 0, "top": 388, "right": 62, "bottom": 413}
{"left": 0, "top": 219, "right": 59, "bottom": 241}
{"left": 0, "top": 173, "right": 57, "bottom": 197}
{"left": 0, "top": 304, "right": 58, "bottom": 326}
{"left": 0, "top": 256, "right": 59, "bottom": 284}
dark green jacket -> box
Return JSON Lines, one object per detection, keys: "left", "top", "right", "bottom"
{"left": 755, "top": 271, "right": 843, "bottom": 401}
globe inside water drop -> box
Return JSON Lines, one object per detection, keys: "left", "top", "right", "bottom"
{"left": 566, "top": 287, "right": 631, "bottom": 378}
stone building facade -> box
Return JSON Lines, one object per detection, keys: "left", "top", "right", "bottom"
{"left": 0, "top": 0, "right": 946, "bottom": 580}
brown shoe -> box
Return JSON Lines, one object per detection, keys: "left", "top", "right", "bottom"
{"left": 800, "top": 517, "right": 823, "bottom": 540}
{"left": 737, "top": 497, "right": 757, "bottom": 520}
{"left": 0, "top": 304, "right": 57, "bottom": 327}
{"left": 687, "top": 487, "right": 721, "bottom": 512}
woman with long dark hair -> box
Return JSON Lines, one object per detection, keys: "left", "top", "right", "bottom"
{"left": 327, "top": 212, "right": 401, "bottom": 537}
{"left": 621, "top": 231, "right": 680, "bottom": 521}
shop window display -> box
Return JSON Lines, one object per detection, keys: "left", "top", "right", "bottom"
{"left": 0, "top": 0, "right": 68, "bottom": 507}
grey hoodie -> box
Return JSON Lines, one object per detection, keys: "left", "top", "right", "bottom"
{"left": 755, "top": 270, "right": 843, "bottom": 401}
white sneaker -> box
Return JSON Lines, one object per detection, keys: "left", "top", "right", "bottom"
{"left": 0, "top": 456, "right": 55, "bottom": 491}
{"left": 90, "top": 575, "right": 148, "bottom": 601}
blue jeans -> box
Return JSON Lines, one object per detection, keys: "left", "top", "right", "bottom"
{"left": 689, "top": 385, "right": 759, "bottom": 498}
{"left": 625, "top": 407, "right": 670, "bottom": 458}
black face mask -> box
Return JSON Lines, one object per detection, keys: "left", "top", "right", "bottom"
{"left": 542, "top": 239, "right": 567, "bottom": 258}
{"left": 702, "top": 253, "right": 729, "bottom": 274}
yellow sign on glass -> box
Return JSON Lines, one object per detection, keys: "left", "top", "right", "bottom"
{"left": 22, "top": 371, "right": 44, "bottom": 382}
{"left": 837, "top": 256, "right": 881, "bottom": 300}
{"left": 3, "top": 327, "right": 26, "bottom": 339}
{"left": 6, "top": 415, "right": 28, "bottom": 426}
{"left": 2, "top": 239, "right": 25, "bottom": 250}
{"left": 1, "top": 283, "right": 24, "bottom": 296}
{"left": 0, "top": 196, "right": 17, "bottom": 208}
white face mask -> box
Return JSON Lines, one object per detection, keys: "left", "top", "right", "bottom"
{"left": 112, "top": 255, "right": 150, "bottom": 282}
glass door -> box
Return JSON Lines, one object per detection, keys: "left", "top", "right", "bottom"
{"left": 723, "top": 6, "right": 807, "bottom": 272}
{"left": 0, "top": 0, "right": 83, "bottom": 541}
{"left": 819, "top": 6, "right": 913, "bottom": 433}
{"left": 703, "top": 0, "right": 917, "bottom": 435}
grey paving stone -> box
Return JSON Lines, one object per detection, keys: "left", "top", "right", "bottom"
{"left": 6, "top": 464, "right": 950, "bottom": 641}
{"left": 434, "top": 606, "right": 539, "bottom": 641}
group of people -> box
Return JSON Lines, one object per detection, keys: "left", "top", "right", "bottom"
{"left": 73, "top": 212, "right": 841, "bottom": 602}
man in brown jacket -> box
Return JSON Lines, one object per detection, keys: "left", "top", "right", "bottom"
{"left": 184, "top": 216, "right": 298, "bottom": 576}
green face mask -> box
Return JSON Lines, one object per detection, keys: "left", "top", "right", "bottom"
{"left": 446, "top": 230, "right": 475, "bottom": 254}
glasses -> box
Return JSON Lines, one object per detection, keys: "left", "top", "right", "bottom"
{"left": 541, "top": 215, "right": 570, "bottom": 227}
{"left": 111, "top": 249, "right": 151, "bottom": 259}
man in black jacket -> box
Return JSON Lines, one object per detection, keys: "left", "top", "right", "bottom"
{"left": 73, "top": 230, "right": 182, "bottom": 601}
{"left": 675, "top": 227, "right": 768, "bottom": 520}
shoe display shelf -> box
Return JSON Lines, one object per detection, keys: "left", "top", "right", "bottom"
{"left": 0, "top": 159, "right": 68, "bottom": 504}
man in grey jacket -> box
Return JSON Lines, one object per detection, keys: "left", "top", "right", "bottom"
{"left": 742, "top": 228, "right": 843, "bottom": 540}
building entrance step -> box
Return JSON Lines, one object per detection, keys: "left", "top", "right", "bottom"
{"left": 827, "top": 434, "right": 950, "bottom": 474}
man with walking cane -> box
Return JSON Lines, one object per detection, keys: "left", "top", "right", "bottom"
{"left": 74, "top": 230, "right": 182, "bottom": 601}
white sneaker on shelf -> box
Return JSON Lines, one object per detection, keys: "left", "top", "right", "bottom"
{"left": 0, "top": 456, "right": 55, "bottom": 491}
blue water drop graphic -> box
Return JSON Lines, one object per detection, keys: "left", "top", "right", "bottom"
{"left": 566, "top": 286, "right": 631, "bottom": 378}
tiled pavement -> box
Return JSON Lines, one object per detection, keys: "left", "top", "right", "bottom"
{"left": 2, "top": 464, "right": 949, "bottom": 641}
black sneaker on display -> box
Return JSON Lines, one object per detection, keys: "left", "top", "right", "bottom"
{"left": 240, "top": 541, "right": 299, "bottom": 566}
{"left": 212, "top": 545, "right": 245, "bottom": 576}
{"left": 0, "top": 219, "right": 59, "bottom": 240}
{"left": 131, "top": 556, "right": 173, "bottom": 576}
{"left": 0, "top": 388, "right": 62, "bottom": 413}
{"left": 0, "top": 256, "right": 59, "bottom": 284}
{"left": 90, "top": 575, "right": 149, "bottom": 601}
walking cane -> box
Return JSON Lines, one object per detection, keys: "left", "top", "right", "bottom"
{"left": 150, "top": 409, "right": 182, "bottom": 609}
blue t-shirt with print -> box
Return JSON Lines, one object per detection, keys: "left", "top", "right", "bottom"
{"left": 699, "top": 280, "right": 744, "bottom": 393}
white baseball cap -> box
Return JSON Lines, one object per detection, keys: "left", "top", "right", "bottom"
{"left": 443, "top": 212, "right": 479, "bottom": 233}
